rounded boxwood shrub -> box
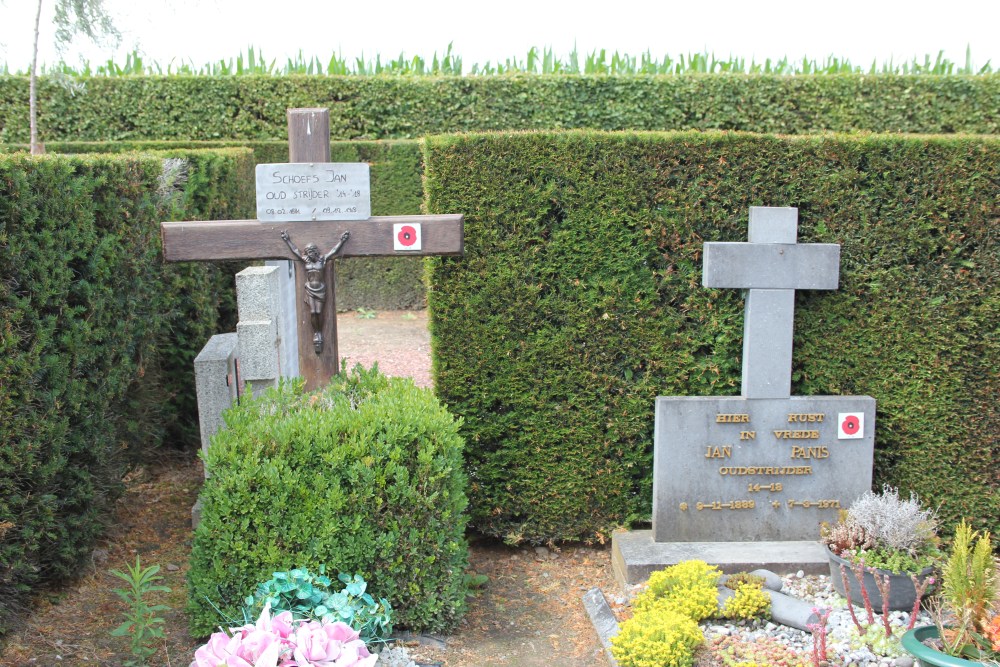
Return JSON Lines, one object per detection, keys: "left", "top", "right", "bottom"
{"left": 187, "top": 365, "right": 469, "bottom": 636}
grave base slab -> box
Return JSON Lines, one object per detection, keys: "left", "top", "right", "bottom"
{"left": 612, "top": 529, "right": 828, "bottom": 589}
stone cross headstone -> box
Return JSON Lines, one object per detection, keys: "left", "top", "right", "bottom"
{"left": 161, "top": 108, "right": 464, "bottom": 391}
{"left": 613, "top": 207, "right": 875, "bottom": 585}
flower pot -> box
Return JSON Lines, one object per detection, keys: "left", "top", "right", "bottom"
{"left": 826, "top": 545, "right": 934, "bottom": 611}
{"left": 901, "top": 625, "right": 986, "bottom": 666}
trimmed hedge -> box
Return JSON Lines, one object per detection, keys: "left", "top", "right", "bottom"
{"left": 188, "top": 367, "right": 469, "bottom": 636}
{"left": 2, "top": 139, "right": 428, "bottom": 310}
{"left": 0, "top": 75, "right": 998, "bottom": 143}
{"left": 0, "top": 152, "right": 160, "bottom": 634}
{"left": 422, "top": 130, "right": 999, "bottom": 544}
{"left": 0, "top": 148, "right": 252, "bottom": 635}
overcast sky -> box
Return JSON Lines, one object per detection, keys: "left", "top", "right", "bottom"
{"left": 2, "top": 0, "right": 998, "bottom": 73}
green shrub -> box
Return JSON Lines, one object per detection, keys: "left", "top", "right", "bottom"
{"left": 0, "top": 152, "right": 160, "bottom": 635}
{"left": 611, "top": 606, "right": 703, "bottom": 667}
{"left": 187, "top": 365, "right": 470, "bottom": 636}
{"left": 423, "top": 130, "right": 1000, "bottom": 544}
{"left": 633, "top": 561, "right": 721, "bottom": 621}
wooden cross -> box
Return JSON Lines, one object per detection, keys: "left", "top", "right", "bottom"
{"left": 702, "top": 207, "right": 840, "bottom": 399}
{"left": 161, "top": 108, "right": 463, "bottom": 391}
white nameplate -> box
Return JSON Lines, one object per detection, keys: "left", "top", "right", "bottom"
{"left": 255, "top": 163, "right": 371, "bottom": 222}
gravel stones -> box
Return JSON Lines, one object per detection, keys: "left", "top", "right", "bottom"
{"left": 700, "top": 571, "right": 931, "bottom": 666}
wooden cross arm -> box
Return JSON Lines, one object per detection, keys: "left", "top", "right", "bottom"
{"left": 161, "top": 214, "right": 464, "bottom": 262}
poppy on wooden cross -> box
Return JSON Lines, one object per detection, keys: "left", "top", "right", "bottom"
{"left": 394, "top": 223, "right": 422, "bottom": 251}
{"left": 159, "top": 108, "right": 463, "bottom": 391}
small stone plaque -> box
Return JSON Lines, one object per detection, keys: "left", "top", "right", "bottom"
{"left": 255, "top": 163, "right": 371, "bottom": 222}
{"left": 652, "top": 396, "right": 875, "bottom": 542}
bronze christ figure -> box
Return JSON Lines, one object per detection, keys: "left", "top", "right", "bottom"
{"left": 280, "top": 230, "right": 350, "bottom": 353}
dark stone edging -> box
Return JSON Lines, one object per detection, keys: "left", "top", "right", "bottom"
{"left": 582, "top": 587, "right": 620, "bottom": 666}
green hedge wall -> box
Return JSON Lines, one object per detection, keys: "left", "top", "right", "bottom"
{"left": 423, "top": 131, "right": 999, "bottom": 545}
{"left": 3, "top": 139, "right": 428, "bottom": 310}
{"left": 0, "top": 148, "right": 252, "bottom": 635}
{"left": 0, "top": 75, "right": 997, "bottom": 143}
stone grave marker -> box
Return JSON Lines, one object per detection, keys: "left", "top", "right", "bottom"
{"left": 161, "top": 108, "right": 463, "bottom": 391}
{"left": 613, "top": 207, "right": 875, "bottom": 585}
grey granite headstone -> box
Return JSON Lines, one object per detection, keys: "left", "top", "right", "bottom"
{"left": 235, "top": 265, "right": 296, "bottom": 396}
{"left": 612, "top": 206, "right": 876, "bottom": 586}
{"left": 193, "top": 333, "right": 238, "bottom": 528}
{"left": 703, "top": 207, "right": 840, "bottom": 399}
{"left": 193, "top": 333, "right": 239, "bottom": 464}
{"left": 653, "top": 395, "right": 875, "bottom": 541}
{"left": 265, "top": 260, "right": 299, "bottom": 379}
{"left": 194, "top": 264, "right": 296, "bottom": 481}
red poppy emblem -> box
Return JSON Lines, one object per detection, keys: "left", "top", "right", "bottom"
{"left": 397, "top": 225, "right": 417, "bottom": 246}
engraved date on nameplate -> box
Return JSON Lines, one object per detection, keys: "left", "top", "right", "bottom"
{"left": 255, "top": 163, "right": 371, "bottom": 222}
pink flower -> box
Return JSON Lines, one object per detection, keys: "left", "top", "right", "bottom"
{"left": 232, "top": 627, "right": 285, "bottom": 667}
{"left": 252, "top": 603, "right": 296, "bottom": 640}
{"left": 189, "top": 627, "right": 285, "bottom": 667}
{"left": 192, "top": 606, "right": 376, "bottom": 667}
{"left": 291, "top": 620, "right": 377, "bottom": 667}
{"left": 191, "top": 630, "right": 243, "bottom": 667}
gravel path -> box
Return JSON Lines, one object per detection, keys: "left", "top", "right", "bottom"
{"left": 337, "top": 310, "right": 432, "bottom": 387}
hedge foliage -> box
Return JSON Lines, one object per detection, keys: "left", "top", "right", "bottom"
{"left": 0, "top": 75, "right": 997, "bottom": 143}
{"left": 422, "top": 130, "right": 999, "bottom": 544}
{"left": 0, "top": 147, "right": 252, "bottom": 635}
{"left": 2, "top": 139, "right": 428, "bottom": 311}
{"left": 187, "top": 367, "right": 469, "bottom": 636}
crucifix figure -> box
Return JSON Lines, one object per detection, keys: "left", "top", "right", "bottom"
{"left": 280, "top": 230, "right": 350, "bottom": 353}
{"left": 702, "top": 207, "right": 841, "bottom": 398}
{"left": 160, "top": 108, "right": 463, "bottom": 391}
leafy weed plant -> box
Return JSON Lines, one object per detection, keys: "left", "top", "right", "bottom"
{"left": 109, "top": 557, "right": 171, "bottom": 667}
